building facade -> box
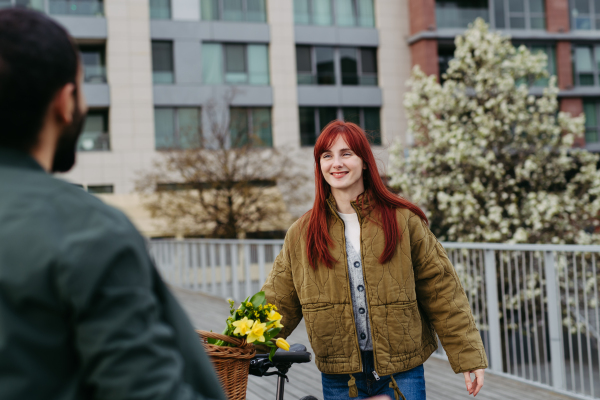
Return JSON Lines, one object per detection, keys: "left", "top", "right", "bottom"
{"left": 0, "top": 0, "right": 414, "bottom": 236}
{"left": 408, "top": 0, "right": 598, "bottom": 151}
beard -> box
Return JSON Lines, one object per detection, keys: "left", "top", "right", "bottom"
{"left": 51, "top": 101, "right": 86, "bottom": 173}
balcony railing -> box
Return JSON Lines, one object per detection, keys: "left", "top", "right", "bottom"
{"left": 0, "top": 0, "right": 103, "bottom": 16}
{"left": 149, "top": 239, "right": 600, "bottom": 399}
{"left": 83, "top": 65, "right": 106, "bottom": 83}
{"left": 77, "top": 131, "right": 109, "bottom": 151}
{"left": 49, "top": 0, "right": 103, "bottom": 16}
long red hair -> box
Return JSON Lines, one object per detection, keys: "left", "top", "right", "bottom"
{"left": 305, "top": 120, "right": 428, "bottom": 270}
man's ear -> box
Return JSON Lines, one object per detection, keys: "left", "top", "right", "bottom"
{"left": 51, "top": 83, "right": 76, "bottom": 125}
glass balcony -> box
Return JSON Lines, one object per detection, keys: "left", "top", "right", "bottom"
{"left": 77, "top": 132, "right": 110, "bottom": 151}
{"left": 436, "top": 0, "right": 489, "bottom": 29}
{"left": 49, "top": 0, "right": 104, "bottom": 17}
{"left": 83, "top": 65, "right": 106, "bottom": 83}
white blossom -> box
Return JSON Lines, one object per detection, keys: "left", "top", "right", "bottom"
{"left": 390, "top": 19, "right": 600, "bottom": 244}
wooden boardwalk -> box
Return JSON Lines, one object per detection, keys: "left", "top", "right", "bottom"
{"left": 172, "top": 287, "right": 576, "bottom": 400}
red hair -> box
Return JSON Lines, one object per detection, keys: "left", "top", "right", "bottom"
{"left": 305, "top": 120, "right": 428, "bottom": 270}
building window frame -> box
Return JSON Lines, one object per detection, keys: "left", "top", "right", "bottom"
{"left": 299, "top": 106, "right": 380, "bottom": 146}
{"left": 293, "top": 0, "right": 375, "bottom": 27}
{"left": 492, "top": 0, "right": 546, "bottom": 30}
{"left": 202, "top": 42, "right": 270, "bottom": 86}
{"left": 570, "top": 0, "right": 600, "bottom": 30}
{"left": 154, "top": 107, "right": 202, "bottom": 150}
{"left": 152, "top": 40, "right": 175, "bottom": 84}
{"left": 77, "top": 109, "right": 110, "bottom": 152}
{"left": 150, "top": 0, "right": 171, "bottom": 19}
{"left": 79, "top": 44, "right": 107, "bottom": 84}
{"left": 584, "top": 100, "right": 600, "bottom": 144}
{"left": 296, "top": 45, "right": 378, "bottom": 86}
{"left": 572, "top": 44, "right": 600, "bottom": 87}
{"left": 200, "top": 0, "right": 267, "bottom": 23}
{"left": 229, "top": 107, "right": 273, "bottom": 148}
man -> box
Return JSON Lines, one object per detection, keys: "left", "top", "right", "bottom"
{"left": 0, "top": 8, "right": 225, "bottom": 400}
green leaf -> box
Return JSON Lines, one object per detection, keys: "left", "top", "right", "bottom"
{"left": 268, "top": 346, "right": 277, "bottom": 362}
{"left": 265, "top": 341, "right": 276, "bottom": 347}
{"left": 250, "top": 291, "right": 266, "bottom": 308}
{"left": 264, "top": 327, "right": 281, "bottom": 342}
{"left": 207, "top": 337, "right": 217, "bottom": 344}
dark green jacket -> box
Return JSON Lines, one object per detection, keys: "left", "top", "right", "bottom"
{"left": 0, "top": 149, "right": 226, "bottom": 400}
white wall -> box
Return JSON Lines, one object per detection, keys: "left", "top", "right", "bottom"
{"left": 172, "top": 0, "right": 200, "bottom": 21}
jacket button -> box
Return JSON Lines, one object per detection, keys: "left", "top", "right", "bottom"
{"left": 357, "top": 285, "right": 364, "bottom": 292}
{"left": 360, "top": 333, "right": 366, "bottom": 340}
{"left": 354, "top": 261, "right": 360, "bottom": 268}
{"left": 359, "top": 308, "right": 365, "bottom": 314}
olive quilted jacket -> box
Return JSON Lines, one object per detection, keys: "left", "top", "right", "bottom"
{"left": 261, "top": 197, "right": 488, "bottom": 376}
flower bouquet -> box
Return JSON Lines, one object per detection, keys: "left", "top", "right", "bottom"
{"left": 196, "top": 291, "right": 289, "bottom": 400}
{"left": 211, "top": 291, "right": 290, "bottom": 360}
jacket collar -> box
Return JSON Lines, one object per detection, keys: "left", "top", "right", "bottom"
{"left": 0, "top": 148, "right": 46, "bottom": 173}
{"left": 326, "top": 192, "right": 373, "bottom": 224}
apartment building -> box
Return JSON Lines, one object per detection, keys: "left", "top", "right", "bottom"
{"left": 408, "top": 0, "right": 599, "bottom": 151}
{"left": 0, "top": 0, "right": 412, "bottom": 236}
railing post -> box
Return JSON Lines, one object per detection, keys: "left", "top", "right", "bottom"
{"left": 231, "top": 244, "right": 239, "bottom": 301}
{"left": 484, "top": 249, "right": 503, "bottom": 373}
{"left": 544, "top": 251, "right": 566, "bottom": 390}
{"left": 244, "top": 244, "right": 252, "bottom": 299}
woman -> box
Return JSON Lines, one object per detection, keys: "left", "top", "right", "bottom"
{"left": 262, "top": 121, "right": 487, "bottom": 399}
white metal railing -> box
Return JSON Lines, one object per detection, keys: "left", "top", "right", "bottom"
{"left": 149, "top": 239, "right": 600, "bottom": 399}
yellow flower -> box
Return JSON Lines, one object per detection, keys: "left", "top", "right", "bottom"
{"left": 232, "top": 317, "right": 254, "bottom": 336}
{"left": 246, "top": 302, "right": 252, "bottom": 307}
{"left": 246, "top": 320, "right": 267, "bottom": 343}
{"left": 267, "top": 310, "right": 282, "bottom": 321}
{"left": 276, "top": 338, "right": 290, "bottom": 351}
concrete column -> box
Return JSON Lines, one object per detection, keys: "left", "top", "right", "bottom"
{"left": 545, "top": 0, "right": 570, "bottom": 33}
{"left": 267, "top": 0, "right": 300, "bottom": 148}
{"left": 410, "top": 39, "right": 439, "bottom": 78}
{"left": 376, "top": 0, "right": 412, "bottom": 147}
{"left": 104, "top": 0, "right": 155, "bottom": 192}
{"left": 408, "top": 0, "right": 436, "bottom": 35}
{"left": 561, "top": 98, "right": 585, "bottom": 148}
{"left": 556, "top": 41, "right": 573, "bottom": 90}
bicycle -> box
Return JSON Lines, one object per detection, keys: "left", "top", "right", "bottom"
{"left": 249, "top": 343, "right": 318, "bottom": 400}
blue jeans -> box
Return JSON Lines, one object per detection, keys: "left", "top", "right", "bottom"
{"left": 321, "top": 351, "right": 426, "bottom": 400}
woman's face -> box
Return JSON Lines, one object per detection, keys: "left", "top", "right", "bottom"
{"left": 320, "top": 135, "right": 365, "bottom": 196}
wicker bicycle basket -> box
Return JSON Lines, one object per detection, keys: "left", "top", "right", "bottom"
{"left": 196, "top": 330, "right": 256, "bottom": 400}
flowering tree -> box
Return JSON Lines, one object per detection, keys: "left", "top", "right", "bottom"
{"left": 390, "top": 18, "right": 600, "bottom": 244}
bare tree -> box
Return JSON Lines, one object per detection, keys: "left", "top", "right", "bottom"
{"left": 137, "top": 91, "right": 310, "bottom": 238}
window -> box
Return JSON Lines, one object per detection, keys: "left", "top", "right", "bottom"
{"left": 48, "top": 0, "right": 104, "bottom": 16}
{"left": 202, "top": 43, "right": 269, "bottom": 85}
{"left": 571, "top": 0, "right": 600, "bottom": 30}
{"left": 299, "top": 107, "right": 380, "bottom": 146}
{"left": 79, "top": 45, "right": 106, "bottom": 83}
{"left": 494, "top": 0, "right": 545, "bottom": 30}
{"left": 87, "top": 185, "right": 114, "bottom": 194}
{"left": 152, "top": 41, "right": 174, "bottom": 84}
{"left": 150, "top": 0, "right": 171, "bottom": 19}
{"left": 296, "top": 46, "right": 377, "bottom": 86}
{"left": 155, "top": 108, "right": 202, "bottom": 150}
{"left": 293, "top": 0, "right": 374, "bottom": 27}
{"left": 573, "top": 45, "right": 600, "bottom": 86}
{"left": 0, "top": 0, "right": 44, "bottom": 10}
{"left": 77, "top": 110, "right": 109, "bottom": 152}
{"left": 584, "top": 101, "right": 600, "bottom": 143}
{"left": 438, "top": 45, "right": 455, "bottom": 81}
{"left": 229, "top": 108, "right": 272, "bottom": 147}
{"left": 529, "top": 44, "right": 556, "bottom": 86}
{"left": 201, "top": 0, "right": 266, "bottom": 22}
{"left": 435, "top": 0, "right": 489, "bottom": 29}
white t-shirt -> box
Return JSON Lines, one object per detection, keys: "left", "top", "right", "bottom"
{"left": 337, "top": 211, "right": 361, "bottom": 256}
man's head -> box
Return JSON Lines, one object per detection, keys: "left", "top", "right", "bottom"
{"left": 0, "top": 8, "right": 88, "bottom": 172}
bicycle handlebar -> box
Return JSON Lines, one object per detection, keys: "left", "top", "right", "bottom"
{"left": 249, "top": 343, "right": 312, "bottom": 377}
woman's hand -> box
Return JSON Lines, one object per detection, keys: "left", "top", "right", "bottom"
{"left": 463, "top": 369, "right": 484, "bottom": 396}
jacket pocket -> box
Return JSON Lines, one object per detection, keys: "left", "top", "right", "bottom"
{"left": 386, "top": 300, "right": 417, "bottom": 310}
{"left": 302, "top": 304, "right": 353, "bottom": 359}
{"left": 302, "top": 304, "right": 334, "bottom": 313}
